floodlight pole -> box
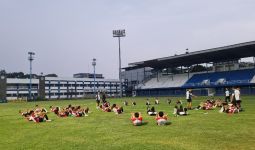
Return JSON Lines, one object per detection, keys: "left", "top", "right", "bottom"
{"left": 92, "top": 58, "right": 96, "bottom": 96}
{"left": 113, "top": 29, "right": 125, "bottom": 97}
{"left": 28, "top": 52, "right": 35, "bottom": 101}
{"left": 118, "top": 36, "right": 122, "bottom": 97}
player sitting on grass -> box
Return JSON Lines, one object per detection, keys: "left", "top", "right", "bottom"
{"left": 130, "top": 112, "right": 143, "bottom": 126}
{"left": 214, "top": 98, "right": 224, "bottom": 107}
{"left": 50, "top": 106, "right": 61, "bottom": 114}
{"left": 176, "top": 100, "right": 182, "bottom": 105}
{"left": 50, "top": 105, "right": 70, "bottom": 117}
{"left": 147, "top": 106, "right": 157, "bottom": 116}
{"left": 173, "top": 105, "right": 188, "bottom": 116}
{"left": 155, "top": 111, "right": 170, "bottom": 126}
{"left": 203, "top": 100, "right": 215, "bottom": 110}
{"left": 99, "top": 101, "right": 111, "bottom": 112}
{"left": 195, "top": 99, "right": 217, "bottom": 110}
{"left": 146, "top": 98, "right": 150, "bottom": 106}
{"left": 124, "top": 100, "right": 128, "bottom": 106}
{"left": 33, "top": 111, "right": 51, "bottom": 123}
{"left": 155, "top": 97, "right": 159, "bottom": 105}
{"left": 70, "top": 106, "right": 89, "bottom": 117}
{"left": 50, "top": 105, "right": 89, "bottom": 117}
{"left": 19, "top": 109, "right": 33, "bottom": 118}
{"left": 20, "top": 108, "right": 51, "bottom": 123}
{"left": 34, "top": 105, "right": 48, "bottom": 114}
{"left": 220, "top": 103, "right": 239, "bottom": 114}
{"left": 19, "top": 109, "right": 36, "bottom": 121}
{"left": 226, "top": 103, "right": 239, "bottom": 114}
{"left": 167, "top": 98, "right": 171, "bottom": 105}
{"left": 111, "top": 104, "right": 124, "bottom": 114}
{"left": 58, "top": 107, "right": 69, "bottom": 117}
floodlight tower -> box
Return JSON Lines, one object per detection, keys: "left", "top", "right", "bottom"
{"left": 92, "top": 58, "right": 96, "bottom": 95}
{"left": 113, "top": 29, "right": 125, "bottom": 97}
{"left": 28, "top": 52, "right": 35, "bottom": 100}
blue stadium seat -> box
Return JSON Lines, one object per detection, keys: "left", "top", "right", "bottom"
{"left": 183, "top": 69, "right": 255, "bottom": 87}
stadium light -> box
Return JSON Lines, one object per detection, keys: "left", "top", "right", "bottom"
{"left": 28, "top": 52, "right": 35, "bottom": 101}
{"left": 186, "top": 48, "right": 189, "bottom": 54}
{"left": 113, "top": 29, "right": 125, "bottom": 97}
{"left": 92, "top": 58, "right": 96, "bottom": 96}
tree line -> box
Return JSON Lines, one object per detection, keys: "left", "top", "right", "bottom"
{"left": 0, "top": 70, "right": 58, "bottom": 78}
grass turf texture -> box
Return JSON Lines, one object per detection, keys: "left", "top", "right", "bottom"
{"left": 0, "top": 96, "right": 255, "bottom": 150}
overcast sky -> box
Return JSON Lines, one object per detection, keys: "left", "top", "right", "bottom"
{"left": 1, "top": 0, "right": 255, "bottom": 79}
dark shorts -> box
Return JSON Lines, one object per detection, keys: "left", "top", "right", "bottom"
{"left": 225, "top": 96, "right": 230, "bottom": 101}
{"left": 187, "top": 99, "right": 192, "bottom": 103}
{"left": 232, "top": 99, "right": 237, "bottom": 106}
{"left": 96, "top": 100, "right": 100, "bottom": 103}
{"left": 236, "top": 100, "right": 241, "bottom": 104}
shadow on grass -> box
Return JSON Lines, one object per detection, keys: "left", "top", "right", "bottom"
{"left": 133, "top": 121, "right": 173, "bottom": 126}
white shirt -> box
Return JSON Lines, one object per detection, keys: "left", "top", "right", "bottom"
{"left": 225, "top": 90, "right": 230, "bottom": 97}
{"left": 234, "top": 89, "right": 240, "bottom": 100}
{"left": 112, "top": 107, "right": 118, "bottom": 113}
{"left": 186, "top": 91, "right": 192, "bottom": 99}
{"left": 96, "top": 94, "right": 100, "bottom": 100}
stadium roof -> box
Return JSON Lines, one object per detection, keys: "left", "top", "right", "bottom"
{"left": 126, "top": 41, "right": 255, "bottom": 70}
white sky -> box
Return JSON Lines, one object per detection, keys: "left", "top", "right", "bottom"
{"left": 0, "top": 0, "right": 255, "bottom": 78}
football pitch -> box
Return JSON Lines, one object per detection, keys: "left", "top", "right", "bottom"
{"left": 0, "top": 96, "right": 255, "bottom": 150}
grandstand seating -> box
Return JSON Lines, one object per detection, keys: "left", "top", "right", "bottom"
{"left": 140, "top": 74, "right": 190, "bottom": 89}
{"left": 138, "top": 69, "right": 255, "bottom": 90}
{"left": 183, "top": 69, "right": 255, "bottom": 87}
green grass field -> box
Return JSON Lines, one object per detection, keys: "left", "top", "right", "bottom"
{"left": 0, "top": 96, "right": 255, "bottom": 150}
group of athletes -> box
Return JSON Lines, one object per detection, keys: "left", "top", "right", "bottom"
{"left": 130, "top": 87, "right": 242, "bottom": 126}
{"left": 19, "top": 87, "right": 242, "bottom": 125}
{"left": 19, "top": 105, "right": 51, "bottom": 123}
{"left": 19, "top": 104, "right": 90, "bottom": 123}
{"left": 186, "top": 87, "right": 242, "bottom": 113}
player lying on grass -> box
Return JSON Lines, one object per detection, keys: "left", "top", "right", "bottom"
{"left": 50, "top": 105, "right": 89, "bottom": 117}
{"left": 219, "top": 103, "right": 239, "bottom": 114}
{"left": 214, "top": 98, "right": 224, "bottom": 107}
{"left": 196, "top": 100, "right": 215, "bottom": 110}
{"left": 147, "top": 106, "right": 157, "bottom": 116}
{"left": 130, "top": 112, "right": 143, "bottom": 126}
{"left": 111, "top": 104, "right": 124, "bottom": 114}
{"left": 99, "top": 101, "right": 111, "bottom": 112}
{"left": 19, "top": 108, "right": 51, "bottom": 123}
{"left": 173, "top": 105, "right": 188, "bottom": 116}
{"left": 195, "top": 99, "right": 223, "bottom": 110}
{"left": 50, "top": 106, "right": 67, "bottom": 117}
{"left": 34, "top": 105, "right": 48, "bottom": 113}
{"left": 155, "top": 111, "right": 170, "bottom": 126}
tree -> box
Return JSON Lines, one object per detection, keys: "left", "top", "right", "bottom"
{"left": 190, "top": 65, "right": 207, "bottom": 72}
{"left": 0, "top": 69, "right": 6, "bottom": 76}
{"left": 45, "top": 74, "right": 58, "bottom": 77}
{"left": 7, "top": 72, "right": 25, "bottom": 78}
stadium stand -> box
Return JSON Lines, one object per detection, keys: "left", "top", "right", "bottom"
{"left": 183, "top": 69, "right": 255, "bottom": 87}
{"left": 122, "top": 41, "right": 255, "bottom": 96}
{"left": 141, "top": 73, "right": 191, "bottom": 89}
